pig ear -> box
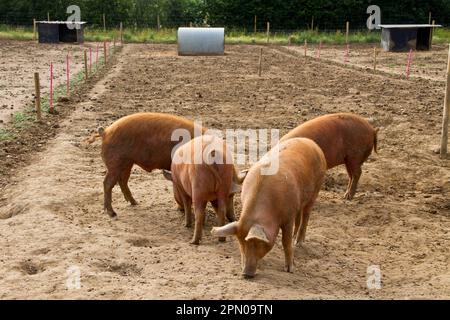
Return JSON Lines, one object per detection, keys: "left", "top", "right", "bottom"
{"left": 245, "top": 224, "right": 269, "bottom": 244}
{"left": 211, "top": 221, "right": 238, "bottom": 237}
{"left": 162, "top": 170, "right": 173, "bottom": 181}
{"left": 233, "top": 169, "right": 249, "bottom": 185}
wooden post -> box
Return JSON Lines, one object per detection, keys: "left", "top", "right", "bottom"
{"left": 373, "top": 47, "right": 377, "bottom": 71}
{"left": 120, "top": 22, "right": 123, "bottom": 44}
{"left": 406, "top": 49, "right": 413, "bottom": 79}
{"left": 266, "top": 22, "right": 270, "bottom": 43}
{"left": 103, "top": 41, "right": 107, "bottom": 65}
{"left": 430, "top": 20, "right": 435, "bottom": 48}
{"left": 157, "top": 13, "right": 160, "bottom": 31}
{"left": 66, "top": 53, "right": 70, "bottom": 96}
{"left": 89, "top": 47, "right": 92, "bottom": 74}
{"left": 47, "top": 12, "right": 50, "bottom": 22}
{"left": 428, "top": 12, "right": 431, "bottom": 24}
{"left": 346, "top": 21, "right": 349, "bottom": 44}
{"left": 440, "top": 44, "right": 450, "bottom": 158}
{"left": 34, "top": 72, "right": 41, "bottom": 122}
{"left": 304, "top": 39, "right": 307, "bottom": 57}
{"left": 254, "top": 15, "right": 257, "bottom": 33}
{"left": 311, "top": 16, "right": 314, "bottom": 31}
{"left": 33, "top": 19, "right": 36, "bottom": 41}
{"left": 84, "top": 50, "right": 88, "bottom": 80}
{"left": 317, "top": 40, "right": 322, "bottom": 59}
{"left": 258, "top": 47, "right": 262, "bottom": 77}
{"left": 103, "top": 13, "right": 106, "bottom": 32}
{"left": 49, "top": 63, "right": 54, "bottom": 114}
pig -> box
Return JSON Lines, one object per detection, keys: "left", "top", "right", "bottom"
{"left": 86, "top": 112, "right": 204, "bottom": 218}
{"left": 279, "top": 113, "right": 378, "bottom": 200}
{"left": 211, "top": 137, "right": 327, "bottom": 278}
{"left": 162, "top": 135, "right": 244, "bottom": 245}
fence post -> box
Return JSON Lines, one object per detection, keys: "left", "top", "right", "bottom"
{"left": 266, "top": 22, "right": 270, "bottom": 44}
{"left": 254, "top": 15, "right": 257, "bottom": 33}
{"left": 84, "top": 50, "right": 88, "bottom": 81}
{"left": 440, "top": 44, "right": 450, "bottom": 158}
{"left": 311, "top": 16, "right": 314, "bottom": 31}
{"left": 120, "top": 22, "right": 123, "bottom": 44}
{"left": 406, "top": 48, "right": 413, "bottom": 79}
{"left": 33, "top": 18, "right": 36, "bottom": 41}
{"left": 47, "top": 12, "right": 50, "bottom": 22}
{"left": 66, "top": 53, "right": 70, "bottom": 96}
{"left": 103, "top": 13, "right": 106, "bottom": 32}
{"left": 157, "top": 13, "right": 160, "bottom": 31}
{"left": 258, "top": 47, "right": 262, "bottom": 77}
{"left": 34, "top": 72, "right": 41, "bottom": 122}
{"left": 346, "top": 21, "right": 349, "bottom": 43}
{"left": 304, "top": 39, "right": 307, "bottom": 57}
{"left": 49, "top": 62, "right": 54, "bottom": 114}
{"left": 373, "top": 47, "right": 377, "bottom": 71}
{"left": 103, "top": 41, "right": 107, "bottom": 65}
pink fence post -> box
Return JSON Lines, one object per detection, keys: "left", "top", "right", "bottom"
{"left": 96, "top": 43, "right": 99, "bottom": 67}
{"left": 49, "top": 62, "right": 54, "bottom": 113}
{"left": 66, "top": 54, "right": 70, "bottom": 96}
{"left": 406, "top": 48, "right": 413, "bottom": 79}
{"left": 344, "top": 43, "right": 350, "bottom": 63}
{"left": 317, "top": 40, "right": 322, "bottom": 59}
{"left": 89, "top": 47, "right": 92, "bottom": 74}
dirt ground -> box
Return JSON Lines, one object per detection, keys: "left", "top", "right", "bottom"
{"left": 0, "top": 40, "right": 104, "bottom": 127}
{"left": 0, "top": 43, "right": 449, "bottom": 299}
{"left": 288, "top": 43, "right": 450, "bottom": 82}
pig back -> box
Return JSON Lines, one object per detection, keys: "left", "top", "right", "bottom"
{"left": 280, "top": 113, "right": 375, "bottom": 169}
{"left": 240, "top": 138, "right": 326, "bottom": 221}
{"left": 101, "top": 113, "right": 200, "bottom": 171}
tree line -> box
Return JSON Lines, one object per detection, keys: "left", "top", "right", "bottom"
{"left": 0, "top": 0, "right": 449, "bottom": 29}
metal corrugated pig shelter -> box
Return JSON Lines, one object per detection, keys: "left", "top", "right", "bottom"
{"left": 177, "top": 27, "right": 225, "bottom": 56}
{"left": 37, "top": 21, "right": 86, "bottom": 44}
{"left": 379, "top": 24, "right": 441, "bottom": 52}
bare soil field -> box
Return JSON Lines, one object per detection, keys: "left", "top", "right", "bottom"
{"left": 0, "top": 40, "right": 103, "bottom": 127}
{"left": 287, "top": 43, "right": 450, "bottom": 82}
{"left": 0, "top": 43, "right": 449, "bottom": 299}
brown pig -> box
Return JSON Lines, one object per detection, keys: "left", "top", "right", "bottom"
{"left": 211, "top": 138, "right": 326, "bottom": 277}
{"left": 163, "top": 135, "right": 243, "bottom": 245}
{"left": 87, "top": 112, "right": 204, "bottom": 218}
{"left": 280, "top": 113, "right": 378, "bottom": 200}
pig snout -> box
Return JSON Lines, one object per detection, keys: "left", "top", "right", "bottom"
{"left": 242, "top": 256, "right": 258, "bottom": 279}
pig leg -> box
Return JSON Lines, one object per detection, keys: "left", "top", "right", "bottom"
{"left": 118, "top": 164, "right": 138, "bottom": 206}
{"left": 296, "top": 201, "right": 315, "bottom": 245}
{"left": 225, "top": 196, "right": 236, "bottom": 222}
{"left": 343, "top": 161, "right": 353, "bottom": 200}
{"left": 293, "top": 209, "right": 303, "bottom": 242}
{"left": 183, "top": 197, "right": 193, "bottom": 228}
{"left": 215, "top": 198, "right": 228, "bottom": 242}
{"left": 344, "top": 161, "right": 362, "bottom": 200}
{"left": 281, "top": 223, "right": 294, "bottom": 273}
{"left": 103, "top": 170, "right": 119, "bottom": 218}
{"left": 191, "top": 201, "right": 207, "bottom": 245}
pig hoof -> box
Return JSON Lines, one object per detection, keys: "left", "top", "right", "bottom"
{"left": 242, "top": 273, "right": 255, "bottom": 279}
{"left": 104, "top": 209, "right": 117, "bottom": 218}
{"left": 285, "top": 265, "right": 294, "bottom": 273}
{"left": 190, "top": 240, "right": 200, "bottom": 245}
{"left": 130, "top": 200, "right": 138, "bottom": 206}
{"left": 218, "top": 237, "right": 226, "bottom": 242}
{"left": 343, "top": 193, "right": 352, "bottom": 200}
